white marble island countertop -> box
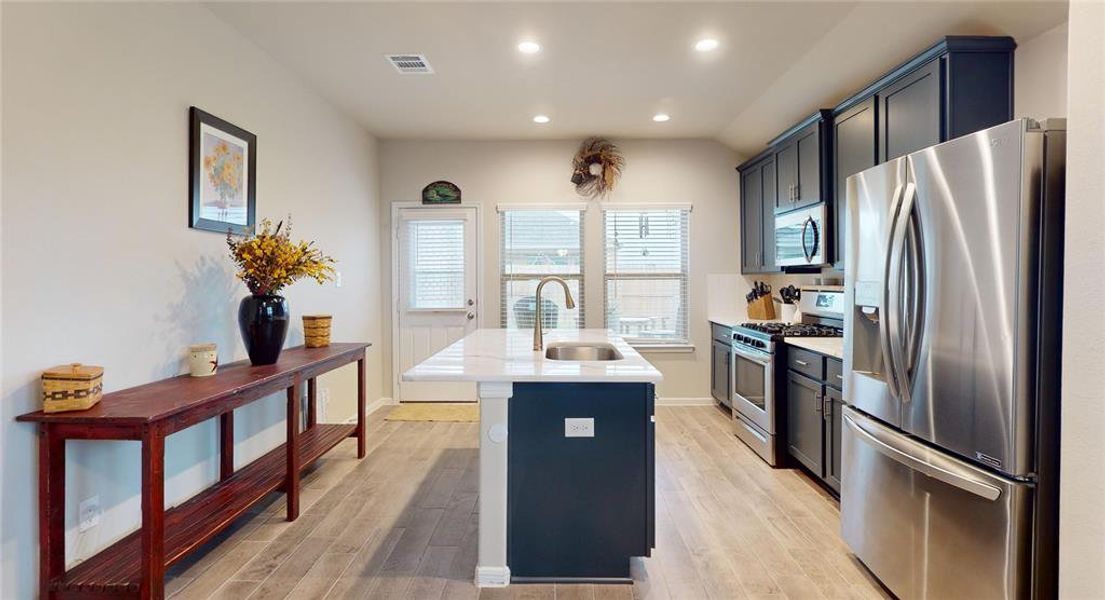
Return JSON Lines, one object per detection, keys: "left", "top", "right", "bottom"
{"left": 402, "top": 328, "right": 663, "bottom": 384}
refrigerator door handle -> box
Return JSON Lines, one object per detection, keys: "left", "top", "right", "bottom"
{"left": 886, "top": 182, "right": 916, "bottom": 403}
{"left": 903, "top": 203, "right": 926, "bottom": 380}
{"left": 844, "top": 411, "right": 1002, "bottom": 501}
{"left": 880, "top": 184, "right": 905, "bottom": 400}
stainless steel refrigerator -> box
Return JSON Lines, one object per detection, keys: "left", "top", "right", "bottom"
{"left": 841, "top": 118, "right": 1064, "bottom": 599}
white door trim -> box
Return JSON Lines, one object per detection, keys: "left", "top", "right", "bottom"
{"left": 391, "top": 201, "right": 484, "bottom": 402}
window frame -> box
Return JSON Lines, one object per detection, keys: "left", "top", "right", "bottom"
{"left": 602, "top": 205, "right": 692, "bottom": 348}
{"left": 498, "top": 204, "right": 587, "bottom": 330}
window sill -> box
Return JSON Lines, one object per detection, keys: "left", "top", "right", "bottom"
{"left": 629, "top": 343, "right": 696, "bottom": 353}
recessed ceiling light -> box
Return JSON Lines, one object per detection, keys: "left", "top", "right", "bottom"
{"left": 695, "top": 38, "right": 720, "bottom": 52}
{"left": 533, "top": 114, "right": 551, "bottom": 124}
{"left": 652, "top": 113, "right": 671, "bottom": 123}
{"left": 518, "top": 41, "right": 541, "bottom": 54}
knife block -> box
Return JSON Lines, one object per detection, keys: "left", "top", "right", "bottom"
{"left": 747, "top": 295, "right": 776, "bottom": 320}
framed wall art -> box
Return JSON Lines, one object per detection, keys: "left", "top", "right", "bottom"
{"left": 189, "top": 106, "right": 256, "bottom": 234}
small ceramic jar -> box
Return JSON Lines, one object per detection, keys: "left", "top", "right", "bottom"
{"left": 188, "top": 343, "right": 218, "bottom": 377}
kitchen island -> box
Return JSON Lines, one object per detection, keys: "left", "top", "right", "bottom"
{"left": 403, "top": 328, "right": 662, "bottom": 586}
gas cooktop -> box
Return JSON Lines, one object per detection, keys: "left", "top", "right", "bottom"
{"left": 738, "top": 322, "right": 842, "bottom": 338}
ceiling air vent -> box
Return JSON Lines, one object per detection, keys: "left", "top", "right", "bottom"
{"left": 386, "top": 54, "right": 434, "bottom": 74}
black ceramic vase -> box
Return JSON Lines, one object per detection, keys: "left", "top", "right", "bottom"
{"left": 238, "top": 294, "right": 289, "bottom": 366}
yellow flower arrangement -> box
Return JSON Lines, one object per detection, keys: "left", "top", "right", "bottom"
{"left": 226, "top": 217, "right": 336, "bottom": 296}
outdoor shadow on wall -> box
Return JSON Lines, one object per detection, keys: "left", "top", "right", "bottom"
{"left": 159, "top": 254, "right": 241, "bottom": 379}
{"left": 151, "top": 253, "right": 286, "bottom": 507}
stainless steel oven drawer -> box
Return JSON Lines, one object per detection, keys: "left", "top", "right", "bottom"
{"left": 841, "top": 408, "right": 1033, "bottom": 599}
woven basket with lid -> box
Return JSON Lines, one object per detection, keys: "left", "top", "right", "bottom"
{"left": 42, "top": 363, "right": 104, "bottom": 413}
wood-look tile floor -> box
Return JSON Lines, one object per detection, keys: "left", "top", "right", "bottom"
{"left": 165, "top": 405, "right": 890, "bottom": 600}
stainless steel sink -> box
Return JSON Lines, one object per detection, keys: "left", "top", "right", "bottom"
{"left": 544, "top": 343, "right": 624, "bottom": 361}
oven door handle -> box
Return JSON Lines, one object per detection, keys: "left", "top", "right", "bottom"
{"left": 731, "top": 346, "right": 771, "bottom": 366}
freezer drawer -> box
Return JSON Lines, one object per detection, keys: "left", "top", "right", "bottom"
{"left": 841, "top": 408, "right": 1033, "bottom": 599}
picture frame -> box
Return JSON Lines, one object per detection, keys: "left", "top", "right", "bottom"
{"left": 421, "top": 180, "right": 462, "bottom": 205}
{"left": 189, "top": 106, "right": 256, "bottom": 234}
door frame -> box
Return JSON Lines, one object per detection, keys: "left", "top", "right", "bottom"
{"left": 390, "top": 201, "right": 484, "bottom": 402}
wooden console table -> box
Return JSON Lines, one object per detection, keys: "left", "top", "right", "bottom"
{"left": 17, "top": 343, "right": 370, "bottom": 600}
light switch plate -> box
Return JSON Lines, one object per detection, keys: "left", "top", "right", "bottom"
{"left": 564, "top": 417, "right": 595, "bottom": 438}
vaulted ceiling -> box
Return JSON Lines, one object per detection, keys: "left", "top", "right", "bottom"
{"left": 207, "top": 1, "right": 1068, "bottom": 155}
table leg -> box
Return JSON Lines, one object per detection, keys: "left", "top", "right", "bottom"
{"left": 38, "top": 425, "right": 65, "bottom": 600}
{"left": 140, "top": 424, "right": 166, "bottom": 600}
{"left": 286, "top": 375, "right": 302, "bottom": 521}
{"left": 357, "top": 357, "right": 366, "bottom": 459}
{"left": 220, "top": 412, "right": 234, "bottom": 480}
{"left": 306, "top": 377, "right": 317, "bottom": 429}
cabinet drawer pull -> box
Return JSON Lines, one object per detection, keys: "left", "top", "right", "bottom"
{"left": 835, "top": 374, "right": 843, "bottom": 380}
{"left": 794, "top": 360, "right": 808, "bottom": 366}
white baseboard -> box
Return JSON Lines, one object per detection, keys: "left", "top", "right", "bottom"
{"left": 656, "top": 396, "right": 715, "bottom": 406}
{"left": 342, "top": 397, "right": 396, "bottom": 424}
{"left": 367, "top": 396, "right": 395, "bottom": 415}
{"left": 475, "top": 566, "right": 511, "bottom": 587}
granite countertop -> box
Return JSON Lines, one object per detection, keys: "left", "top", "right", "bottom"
{"left": 402, "top": 328, "right": 663, "bottom": 383}
{"left": 783, "top": 336, "right": 844, "bottom": 360}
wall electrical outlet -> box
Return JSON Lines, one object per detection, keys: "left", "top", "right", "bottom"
{"left": 78, "top": 496, "right": 101, "bottom": 532}
{"left": 334, "top": 271, "right": 343, "bottom": 288}
{"left": 564, "top": 417, "right": 595, "bottom": 438}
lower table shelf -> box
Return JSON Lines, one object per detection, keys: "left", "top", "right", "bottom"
{"left": 53, "top": 423, "right": 355, "bottom": 596}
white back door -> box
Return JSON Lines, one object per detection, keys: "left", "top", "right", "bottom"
{"left": 395, "top": 206, "right": 479, "bottom": 402}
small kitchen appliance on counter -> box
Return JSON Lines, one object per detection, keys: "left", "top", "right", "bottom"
{"left": 841, "top": 118, "right": 1064, "bottom": 599}
{"left": 730, "top": 287, "right": 843, "bottom": 465}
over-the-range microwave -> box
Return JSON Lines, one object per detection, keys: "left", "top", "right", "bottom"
{"left": 774, "top": 204, "right": 827, "bottom": 267}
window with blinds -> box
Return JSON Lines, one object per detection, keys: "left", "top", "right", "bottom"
{"left": 603, "top": 207, "right": 690, "bottom": 345}
{"left": 499, "top": 209, "right": 584, "bottom": 329}
{"left": 403, "top": 219, "right": 466, "bottom": 309}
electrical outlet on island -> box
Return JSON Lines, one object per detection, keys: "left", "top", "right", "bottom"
{"left": 564, "top": 417, "right": 595, "bottom": 438}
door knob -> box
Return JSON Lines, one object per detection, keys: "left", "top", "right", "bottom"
{"left": 467, "top": 312, "right": 475, "bottom": 320}
{"left": 467, "top": 299, "right": 475, "bottom": 306}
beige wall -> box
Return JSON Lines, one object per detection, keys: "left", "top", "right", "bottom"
{"left": 1015, "top": 21, "right": 1069, "bottom": 119}
{"left": 0, "top": 4, "right": 384, "bottom": 597}
{"left": 379, "top": 139, "right": 744, "bottom": 401}
{"left": 1060, "top": 1, "right": 1105, "bottom": 594}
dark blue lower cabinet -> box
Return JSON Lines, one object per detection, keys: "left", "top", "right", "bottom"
{"left": 508, "top": 383, "right": 655, "bottom": 581}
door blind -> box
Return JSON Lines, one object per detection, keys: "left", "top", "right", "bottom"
{"left": 403, "top": 218, "right": 466, "bottom": 309}
{"left": 603, "top": 207, "right": 690, "bottom": 344}
{"left": 499, "top": 209, "right": 584, "bottom": 329}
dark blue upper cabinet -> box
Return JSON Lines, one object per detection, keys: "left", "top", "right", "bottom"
{"left": 830, "top": 35, "right": 1015, "bottom": 268}
{"left": 770, "top": 111, "right": 832, "bottom": 215}
{"left": 832, "top": 97, "right": 878, "bottom": 269}
{"left": 737, "top": 149, "right": 779, "bottom": 274}
{"left": 880, "top": 58, "right": 943, "bottom": 162}
{"left": 737, "top": 35, "right": 1014, "bottom": 275}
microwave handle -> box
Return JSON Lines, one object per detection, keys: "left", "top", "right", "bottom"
{"left": 800, "top": 216, "right": 819, "bottom": 262}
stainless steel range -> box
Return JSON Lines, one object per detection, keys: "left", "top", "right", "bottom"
{"left": 731, "top": 287, "right": 843, "bottom": 466}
